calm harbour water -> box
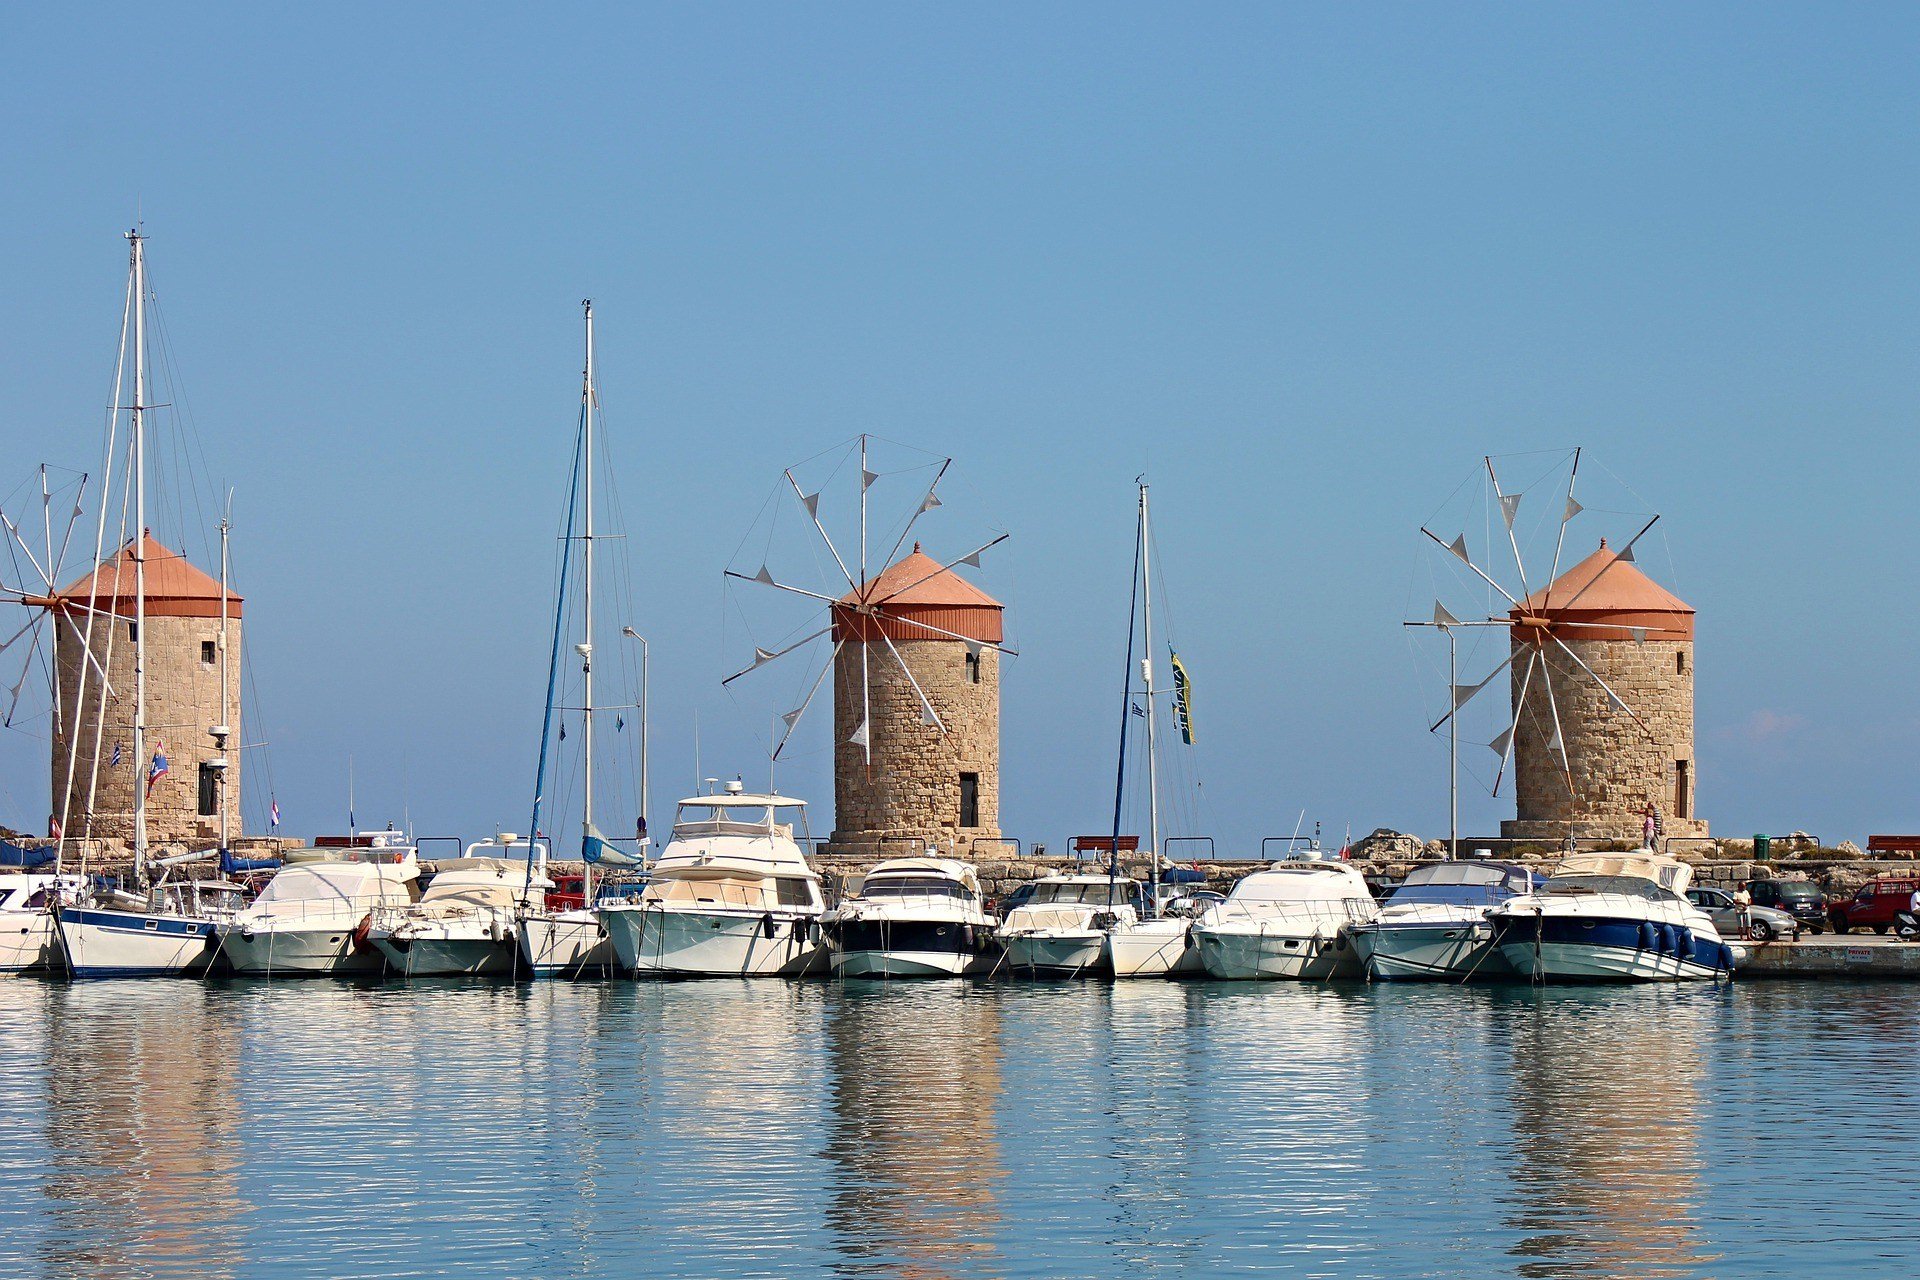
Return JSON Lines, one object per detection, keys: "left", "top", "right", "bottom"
{"left": 0, "top": 977, "right": 1913, "bottom": 1279}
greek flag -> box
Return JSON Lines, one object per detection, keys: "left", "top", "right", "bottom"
{"left": 1170, "top": 651, "right": 1196, "bottom": 745}
{"left": 270, "top": 800, "right": 280, "bottom": 830}
{"left": 110, "top": 742, "right": 122, "bottom": 769}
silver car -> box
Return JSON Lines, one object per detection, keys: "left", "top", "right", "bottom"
{"left": 1686, "top": 886, "right": 1801, "bottom": 942}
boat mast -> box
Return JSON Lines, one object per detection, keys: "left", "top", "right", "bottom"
{"left": 1140, "top": 481, "right": 1161, "bottom": 918}
{"left": 580, "top": 300, "right": 595, "bottom": 901}
{"left": 128, "top": 229, "right": 149, "bottom": 885}
{"left": 218, "top": 510, "right": 230, "bottom": 856}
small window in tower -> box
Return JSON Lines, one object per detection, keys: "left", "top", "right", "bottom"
{"left": 964, "top": 650, "right": 981, "bottom": 684}
{"left": 201, "top": 640, "right": 217, "bottom": 665}
{"left": 197, "top": 763, "right": 218, "bottom": 817}
{"left": 1675, "top": 760, "right": 1691, "bottom": 820}
{"left": 959, "top": 772, "right": 980, "bottom": 828}
{"left": 1676, "top": 651, "right": 1686, "bottom": 676}
{"left": 128, "top": 621, "right": 138, "bottom": 643}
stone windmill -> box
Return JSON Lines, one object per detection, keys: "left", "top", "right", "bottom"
{"left": 723, "top": 435, "right": 1012, "bottom": 860}
{"left": 1415, "top": 449, "right": 1703, "bottom": 847}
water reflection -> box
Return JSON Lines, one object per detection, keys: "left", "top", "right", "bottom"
{"left": 38, "top": 981, "right": 246, "bottom": 1280}
{"left": 1500, "top": 986, "right": 1714, "bottom": 1278}
{"left": 823, "top": 982, "right": 1006, "bottom": 1278}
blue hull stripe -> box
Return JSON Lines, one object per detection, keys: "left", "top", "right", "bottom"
{"left": 63, "top": 909, "right": 215, "bottom": 938}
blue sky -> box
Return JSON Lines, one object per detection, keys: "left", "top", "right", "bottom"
{"left": 1, "top": 4, "right": 1916, "bottom": 852}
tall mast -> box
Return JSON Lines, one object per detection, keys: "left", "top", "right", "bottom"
{"left": 1140, "top": 482, "right": 1161, "bottom": 918}
{"left": 128, "top": 229, "right": 149, "bottom": 881}
{"left": 218, "top": 511, "right": 231, "bottom": 854}
{"left": 580, "top": 300, "right": 595, "bottom": 898}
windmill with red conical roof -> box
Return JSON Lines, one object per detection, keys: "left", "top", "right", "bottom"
{"left": 724, "top": 435, "right": 1013, "bottom": 861}
{"left": 1413, "top": 449, "right": 1704, "bottom": 848}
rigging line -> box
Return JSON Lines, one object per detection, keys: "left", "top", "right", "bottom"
{"left": 1108, "top": 493, "right": 1144, "bottom": 894}
{"left": 524, "top": 416, "right": 587, "bottom": 895}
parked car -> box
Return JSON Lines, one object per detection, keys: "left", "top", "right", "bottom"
{"left": 1684, "top": 887, "right": 1801, "bottom": 942}
{"left": 1828, "top": 877, "right": 1920, "bottom": 935}
{"left": 1744, "top": 878, "right": 1828, "bottom": 934}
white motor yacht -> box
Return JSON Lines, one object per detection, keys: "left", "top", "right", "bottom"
{"left": 216, "top": 836, "right": 420, "bottom": 976}
{"left": 597, "top": 784, "right": 827, "bottom": 977}
{"left": 996, "top": 874, "right": 1142, "bottom": 977}
{"left": 59, "top": 876, "right": 249, "bottom": 978}
{"left": 1347, "top": 860, "right": 1538, "bottom": 982}
{"left": 370, "top": 837, "right": 548, "bottom": 977}
{"left": 1488, "top": 851, "right": 1742, "bottom": 983}
{"left": 0, "top": 874, "right": 84, "bottom": 973}
{"left": 825, "top": 858, "right": 997, "bottom": 978}
{"left": 1193, "top": 861, "right": 1377, "bottom": 980}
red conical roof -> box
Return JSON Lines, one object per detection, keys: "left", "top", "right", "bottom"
{"left": 832, "top": 544, "right": 1002, "bottom": 643}
{"left": 50, "top": 534, "right": 242, "bottom": 619}
{"left": 1511, "top": 540, "right": 1688, "bottom": 641}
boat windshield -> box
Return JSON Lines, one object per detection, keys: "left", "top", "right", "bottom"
{"left": 1388, "top": 863, "right": 1532, "bottom": 907}
{"left": 1541, "top": 874, "right": 1682, "bottom": 904}
{"left": 859, "top": 876, "right": 973, "bottom": 902}
{"left": 1030, "top": 882, "right": 1134, "bottom": 908}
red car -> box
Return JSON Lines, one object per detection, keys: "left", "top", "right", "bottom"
{"left": 1828, "top": 877, "right": 1920, "bottom": 935}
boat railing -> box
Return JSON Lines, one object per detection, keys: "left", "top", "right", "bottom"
{"left": 415, "top": 836, "right": 465, "bottom": 863}
{"left": 1260, "top": 836, "right": 1326, "bottom": 860}
{"left": 1203, "top": 897, "right": 1376, "bottom": 928}
{"left": 970, "top": 836, "right": 1023, "bottom": 859}
{"left": 1164, "top": 836, "right": 1215, "bottom": 864}
{"left": 230, "top": 898, "right": 407, "bottom": 928}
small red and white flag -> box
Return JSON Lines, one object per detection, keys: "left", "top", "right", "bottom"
{"left": 48, "top": 813, "right": 61, "bottom": 841}
{"left": 270, "top": 800, "right": 280, "bottom": 830}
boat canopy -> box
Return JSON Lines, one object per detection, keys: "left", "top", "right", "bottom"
{"left": 1228, "top": 863, "right": 1373, "bottom": 904}
{"left": 250, "top": 863, "right": 402, "bottom": 913}
{"left": 1553, "top": 852, "right": 1691, "bottom": 894}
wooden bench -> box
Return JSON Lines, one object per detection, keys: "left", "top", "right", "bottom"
{"left": 1867, "top": 836, "right": 1920, "bottom": 856}
{"left": 1071, "top": 835, "right": 1139, "bottom": 857}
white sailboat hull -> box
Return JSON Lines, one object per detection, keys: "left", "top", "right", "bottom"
{"left": 518, "top": 910, "right": 614, "bottom": 978}
{"left": 999, "top": 930, "right": 1108, "bottom": 977}
{"left": 58, "top": 908, "right": 216, "bottom": 978}
{"left": 602, "top": 905, "right": 826, "bottom": 977}
{"left": 1106, "top": 919, "right": 1200, "bottom": 978}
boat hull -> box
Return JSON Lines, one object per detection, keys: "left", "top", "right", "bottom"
{"left": 1494, "top": 915, "right": 1735, "bottom": 983}
{"left": 1350, "top": 921, "right": 1504, "bottom": 982}
{"left": 58, "top": 908, "right": 217, "bottom": 978}
{"left": 218, "top": 924, "right": 385, "bottom": 976}
{"left": 999, "top": 930, "right": 1108, "bottom": 978}
{"left": 1106, "top": 920, "right": 1200, "bottom": 978}
{"left": 1195, "top": 925, "right": 1363, "bottom": 980}
{"left": 0, "top": 910, "right": 59, "bottom": 973}
{"left": 602, "top": 906, "right": 826, "bottom": 977}
{"left": 374, "top": 933, "right": 515, "bottom": 977}
{"left": 829, "top": 918, "right": 990, "bottom": 978}
{"left": 518, "top": 910, "right": 615, "bottom": 978}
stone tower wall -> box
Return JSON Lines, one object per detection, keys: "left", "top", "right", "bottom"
{"left": 1503, "top": 635, "right": 1705, "bottom": 842}
{"left": 827, "top": 638, "right": 1001, "bottom": 859}
{"left": 50, "top": 612, "right": 242, "bottom": 850}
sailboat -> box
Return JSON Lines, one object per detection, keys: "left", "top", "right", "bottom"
{"left": 517, "top": 300, "right": 648, "bottom": 978}
{"left": 55, "top": 231, "right": 250, "bottom": 978}
{"left": 1103, "top": 481, "right": 1204, "bottom": 979}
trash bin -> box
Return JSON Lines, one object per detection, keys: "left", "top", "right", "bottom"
{"left": 1755, "top": 834, "right": 1771, "bottom": 861}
